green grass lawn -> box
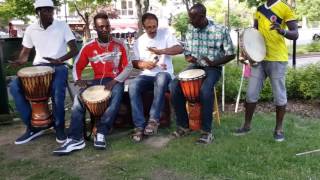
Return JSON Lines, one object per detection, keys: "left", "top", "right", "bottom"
{"left": 1, "top": 112, "right": 320, "bottom": 179}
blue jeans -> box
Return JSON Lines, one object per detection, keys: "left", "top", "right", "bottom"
{"left": 170, "top": 65, "right": 221, "bottom": 133}
{"left": 129, "top": 72, "right": 171, "bottom": 129}
{"left": 68, "top": 78, "right": 124, "bottom": 140}
{"left": 9, "top": 65, "right": 68, "bottom": 131}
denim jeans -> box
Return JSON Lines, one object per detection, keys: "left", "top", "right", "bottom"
{"left": 68, "top": 78, "right": 124, "bottom": 140}
{"left": 170, "top": 65, "right": 221, "bottom": 133}
{"left": 9, "top": 65, "right": 68, "bottom": 131}
{"left": 129, "top": 72, "right": 171, "bottom": 129}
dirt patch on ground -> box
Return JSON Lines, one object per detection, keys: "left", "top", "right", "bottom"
{"left": 224, "top": 100, "right": 320, "bottom": 119}
{"left": 144, "top": 136, "right": 172, "bottom": 148}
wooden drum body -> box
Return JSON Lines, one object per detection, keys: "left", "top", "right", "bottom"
{"left": 18, "top": 66, "right": 54, "bottom": 128}
{"left": 178, "top": 69, "right": 206, "bottom": 130}
{"left": 81, "top": 85, "right": 111, "bottom": 135}
{"left": 240, "top": 28, "right": 266, "bottom": 64}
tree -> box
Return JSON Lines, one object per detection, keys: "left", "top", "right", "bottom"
{"left": 296, "top": 0, "right": 320, "bottom": 21}
{"left": 181, "top": 0, "right": 204, "bottom": 12}
{"left": 0, "top": 0, "right": 60, "bottom": 24}
{"left": 172, "top": 12, "right": 189, "bottom": 39}
{"left": 135, "top": 0, "right": 149, "bottom": 36}
{"left": 206, "top": 0, "right": 254, "bottom": 28}
{"left": 68, "top": 0, "right": 117, "bottom": 39}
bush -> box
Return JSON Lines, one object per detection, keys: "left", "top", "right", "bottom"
{"left": 214, "top": 62, "right": 320, "bottom": 102}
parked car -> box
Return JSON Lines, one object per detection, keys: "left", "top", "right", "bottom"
{"left": 312, "top": 33, "right": 320, "bottom": 41}
{"left": 0, "top": 31, "right": 9, "bottom": 38}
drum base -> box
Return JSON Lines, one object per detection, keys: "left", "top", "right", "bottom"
{"left": 187, "top": 102, "right": 201, "bottom": 131}
{"left": 30, "top": 100, "right": 53, "bottom": 128}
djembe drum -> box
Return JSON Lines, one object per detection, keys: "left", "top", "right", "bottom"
{"left": 81, "top": 85, "right": 111, "bottom": 139}
{"left": 240, "top": 28, "right": 266, "bottom": 65}
{"left": 17, "top": 66, "right": 54, "bottom": 128}
{"left": 178, "top": 69, "right": 206, "bottom": 130}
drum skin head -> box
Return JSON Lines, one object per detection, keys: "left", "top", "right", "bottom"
{"left": 18, "top": 66, "right": 54, "bottom": 77}
{"left": 178, "top": 69, "right": 206, "bottom": 80}
{"left": 242, "top": 28, "right": 266, "bottom": 62}
{"left": 82, "top": 85, "right": 111, "bottom": 103}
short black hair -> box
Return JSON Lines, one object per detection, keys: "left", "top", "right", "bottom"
{"left": 141, "top": 13, "right": 158, "bottom": 26}
{"left": 190, "top": 3, "right": 206, "bottom": 16}
{"left": 93, "top": 12, "right": 109, "bottom": 25}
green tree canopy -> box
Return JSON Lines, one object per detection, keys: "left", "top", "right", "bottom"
{"left": 206, "top": 0, "right": 254, "bottom": 28}
{"left": 172, "top": 12, "right": 189, "bottom": 39}
{"left": 0, "top": 0, "right": 60, "bottom": 24}
{"left": 296, "top": 0, "right": 320, "bottom": 21}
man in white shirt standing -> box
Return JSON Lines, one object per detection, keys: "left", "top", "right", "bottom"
{"left": 9, "top": 0, "right": 78, "bottom": 145}
{"left": 129, "top": 13, "right": 183, "bottom": 142}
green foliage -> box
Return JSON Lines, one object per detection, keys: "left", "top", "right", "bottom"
{"left": 294, "top": 64, "right": 320, "bottom": 99}
{"left": 206, "top": 0, "right": 254, "bottom": 28}
{"left": 219, "top": 62, "right": 320, "bottom": 102}
{"left": 239, "top": 0, "right": 265, "bottom": 8}
{"left": 172, "top": 12, "right": 189, "bottom": 39}
{"left": 296, "top": 0, "right": 320, "bottom": 21}
{"left": 0, "top": 0, "right": 34, "bottom": 22}
{"left": 0, "top": 0, "right": 60, "bottom": 22}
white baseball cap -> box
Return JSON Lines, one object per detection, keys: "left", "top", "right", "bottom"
{"left": 34, "top": 0, "right": 54, "bottom": 9}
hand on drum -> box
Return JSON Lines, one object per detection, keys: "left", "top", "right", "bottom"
{"left": 104, "top": 79, "right": 118, "bottom": 91}
{"left": 75, "top": 80, "right": 88, "bottom": 88}
{"left": 43, "top": 57, "right": 63, "bottom": 65}
{"left": 185, "top": 55, "right": 197, "bottom": 63}
{"left": 8, "top": 60, "right": 26, "bottom": 68}
{"left": 239, "top": 51, "right": 250, "bottom": 64}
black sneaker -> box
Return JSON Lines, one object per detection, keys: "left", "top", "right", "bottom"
{"left": 196, "top": 132, "right": 214, "bottom": 144}
{"left": 14, "top": 129, "right": 45, "bottom": 145}
{"left": 53, "top": 138, "right": 85, "bottom": 155}
{"left": 55, "top": 128, "right": 67, "bottom": 144}
{"left": 233, "top": 127, "right": 251, "bottom": 136}
{"left": 274, "top": 131, "right": 285, "bottom": 142}
{"left": 94, "top": 133, "right": 106, "bottom": 150}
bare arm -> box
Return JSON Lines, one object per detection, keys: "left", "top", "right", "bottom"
{"left": 203, "top": 54, "right": 236, "bottom": 67}
{"left": 9, "top": 47, "right": 31, "bottom": 67}
{"left": 43, "top": 39, "right": 79, "bottom": 63}
{"left": 282, "top": 20, "right": 299, "bottom": 40}
{"left": 270, "top": 20, "right": 299, "bottom": 40}
{"left": 148, "top": 45, "right": 184, "bottom": 56}
{"left": 132, "top": 60, "right": 157, "bottom": 70}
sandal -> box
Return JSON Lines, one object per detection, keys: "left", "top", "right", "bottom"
{"left": 172, "top": 127, "right": 191, "bottom": 138}
{"left": 144, "top": 120, "right": 159, "bottom": 136}
{"left": 131, "top": 128, "right": 144, "bottom": 142}
{"left": 196, "top": 132, "right": 214, "bottom": 144}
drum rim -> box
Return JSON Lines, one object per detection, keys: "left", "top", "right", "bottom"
{"left": 240, "top": 28, "right": 266, "bottom": 63}
{"left": 177, "top": 69, "right": 206, "bottom": 81}
{"left": 17, "top": 66, "right": 55, "bottom": 77}
{"left": 81, "top": 85, "right": 112, "bottom": 103}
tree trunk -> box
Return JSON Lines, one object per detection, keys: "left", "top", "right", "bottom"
{"left": 135, "top": 0, "right": 149, "bottom": 37}
{"left": 84, "top": 12, "right": 91, "bottom": 40}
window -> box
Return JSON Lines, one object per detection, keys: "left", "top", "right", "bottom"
{"left": 120, "top": 0, "right": 134, "bottom": 16}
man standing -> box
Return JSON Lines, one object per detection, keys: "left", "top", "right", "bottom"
{"left": 10, "top": 0, "right": 78, "bottom": 144}
{"left": 129, "top": 13, "right": 183, "bottom": 142}
{"left": 53, "top": 12, "right": 132, "bottom": 155}
{"left": 234, "top": 0, "right": 299, "bottom": 142}
{"left": 170, "top": 3, "right": 235, "bottom": 144}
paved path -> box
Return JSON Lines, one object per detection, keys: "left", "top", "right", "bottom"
{"left": 289, "top": 53, "right": 320, "bottom": 67}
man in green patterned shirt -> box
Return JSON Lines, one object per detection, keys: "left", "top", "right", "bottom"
{"left": 170, "top": 3, "right": 235, "bottom": 144}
